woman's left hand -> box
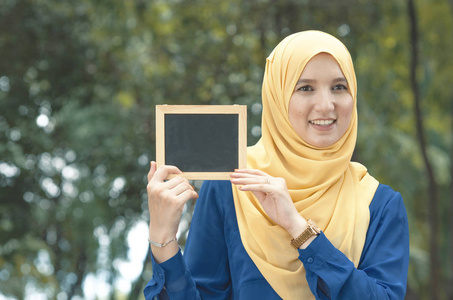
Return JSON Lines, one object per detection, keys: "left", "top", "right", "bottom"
{"left": 230, "top": 169, "right": 306, "bottom": 236}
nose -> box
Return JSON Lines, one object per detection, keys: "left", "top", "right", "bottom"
{"left": 314, "top": 90, "right": 334, "bottom": 113}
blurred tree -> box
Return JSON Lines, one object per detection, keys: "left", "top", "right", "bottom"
{"left": 447, "top": 3, "right": 453, "bottom": 299}
{"left": 407, "top": 0, "right": 439, "bottom": 298}
{"left": 0, "top": 0, "right": 152, "bottom": 298}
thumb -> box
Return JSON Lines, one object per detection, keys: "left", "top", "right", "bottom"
{"left": 147, "top": 161, "right": 157, "bottom": 182}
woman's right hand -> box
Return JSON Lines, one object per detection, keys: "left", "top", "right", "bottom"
{"left": 147, "top": 161, "right": 198, "bottom": 262}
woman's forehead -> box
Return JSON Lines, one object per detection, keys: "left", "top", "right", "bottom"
{"left": 299, "top": 53, "right": 346, "bottom": 79}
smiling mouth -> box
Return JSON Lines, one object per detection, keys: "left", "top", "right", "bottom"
{"left": 309, "top": 119, "right": 336, "bottom": 126}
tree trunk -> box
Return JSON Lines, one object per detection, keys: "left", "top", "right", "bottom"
{"left": 67, "top": 247, "right": 87, "bottom": 299}
{"left": 449, "top": 90, "right": 453, "bottom": 300}
{"left": 405, "top": 283, "right": 420, "bottom": 300}
{"left": 407, "top": 0, "right": 440, "bottom": 299}
{"left": 441, "top": 3, "right": 453, "bottom": 299}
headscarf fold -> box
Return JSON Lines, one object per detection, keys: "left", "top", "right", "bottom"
{"left": 231, "top": 30, "right": 379, "bottom": 299}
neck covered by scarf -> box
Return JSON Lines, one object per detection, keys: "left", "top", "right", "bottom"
{"left": 231, "top": 30, "right": 379, "bottom": 300}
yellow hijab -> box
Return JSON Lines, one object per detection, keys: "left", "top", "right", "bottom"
{"left": 231, "top": 30, "right": 379, "bottom": 299}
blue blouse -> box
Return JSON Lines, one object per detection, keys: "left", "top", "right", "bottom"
{"left": 144, "top": 181, "right": 409, "bottom": 299}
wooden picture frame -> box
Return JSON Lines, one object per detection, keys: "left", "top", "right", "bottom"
{"left": 156, "top": 105, "right": 247, "bottom": 180}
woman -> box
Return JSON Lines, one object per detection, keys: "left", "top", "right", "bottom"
{"left": 144, "top": 30, "right": 409, "bottom": 299}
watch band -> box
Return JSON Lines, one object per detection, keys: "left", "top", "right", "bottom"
{"left": 290, "top": 219, "right": 321, "bottom": 249}
{"left": 148, "top": 237, "right": 177, "bottom": 248}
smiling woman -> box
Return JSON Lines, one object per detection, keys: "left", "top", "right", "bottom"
{"left": 288, "top": 53, "right": 354, "bottom": 148}
{"left": 144, "top": 30, "right": 409, "bottom": 300}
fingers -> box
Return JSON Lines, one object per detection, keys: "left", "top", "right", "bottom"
{"left": 148, "top": 162, "right": 183, "bottom": 183}
{"left": 170, "top": 177, "right": 198, "bottom": 200}
{"left": 154, "top": 182, "right": 198, "bottom": 208}
{"left": 147, "top": 165, "right": 198, "bottom": 205}
{"left": 235, "top": 182, "right": 271, "bottom": 194}
{"left": 230, "top": 176, "right": 267, "bottom": 186}
{"left": 231, "top": 173, "right": 269, "bottom": 195}
{"left": 177, "top": 188, "right": 199, "bottom": 202}
{"left": 233, "top": 168, "right": 268, "bottom": 176}
{"left": 231, "top": 169, "right": 288, "bottom": 196}
{"left": 230, "top": 169, "right": 271, "bottom": 185}
{"left": 147, "top": 161, "right": 157, "bottom": 182}
{"left": 149, "top": 174, "right": 195, "bottom": 197}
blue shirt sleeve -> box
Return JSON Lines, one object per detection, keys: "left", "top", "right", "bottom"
{"left": 143, "top": 248, "right": 202, "bottom": 300}
{"left": 299, "top": 185, "right": 409, "bottom": 300}
{"left": 143, "top": 180, "right": 232, "bottom": 299}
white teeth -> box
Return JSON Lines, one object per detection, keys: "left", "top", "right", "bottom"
{"left": 310, "top": 120, "right": 335, "bottom": 126}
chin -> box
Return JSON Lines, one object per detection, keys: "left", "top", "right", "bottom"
{"left": 308, "top": 138, "right": 336, "bottom": 148}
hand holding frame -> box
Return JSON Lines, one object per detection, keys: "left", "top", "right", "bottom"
{"left": 230, "top": 169, "right": 308, "bottom": 239}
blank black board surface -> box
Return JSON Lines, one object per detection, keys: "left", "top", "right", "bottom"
{"left": 156, "top": 105, "right": 247, "bottom": 180}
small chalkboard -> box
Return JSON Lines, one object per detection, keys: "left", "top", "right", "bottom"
{"left": 156, "top": 105, "right": 247, "bottom": 180}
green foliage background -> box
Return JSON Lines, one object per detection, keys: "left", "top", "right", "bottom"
{"left": 1, "top": 0, "right": 452, "bottom": 299}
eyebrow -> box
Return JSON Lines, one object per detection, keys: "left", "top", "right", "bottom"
{"left": 333, "top": 77, "right": 348, "bottom": 84}
{"left": 296, "top": 77, "right": 348, "bottom": 85}
{"left": 296, "top": 79, "right": 316, "bottom": 84}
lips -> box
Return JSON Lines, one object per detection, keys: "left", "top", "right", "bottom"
{"left": 309, "top": 119, "right": 336, "bottom": 126}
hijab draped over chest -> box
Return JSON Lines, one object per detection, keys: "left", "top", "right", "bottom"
{"left": 231, "top": 30, "right": 379, "bottom": 299}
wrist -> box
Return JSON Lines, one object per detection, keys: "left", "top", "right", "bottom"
{"left": 150, "top": 239, "right": 180, "bottom": 264}
{"left": 300, "top": 235, "right": 317, "bottom": 249}
{"left": 149, "top": 224, "right": 177, "bottom": 245}
{"left": 148, "top": 236, "right": 178, "bottom": 248}
{"left": 285, "top": 215, "right": 308, "bottom": 238}
{"left": 290, "top": 219, "right": 321, "bottom": 249}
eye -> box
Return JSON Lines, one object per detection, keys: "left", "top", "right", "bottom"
{"left": 297, "top": 85, "right": 313, "bottom": 92}
{"left": 332, "top": 84, "right": 347, "bottom": 91}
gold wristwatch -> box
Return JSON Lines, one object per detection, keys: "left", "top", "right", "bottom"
{"left": 291, "top": 219, "right": 321, "bottom": 249}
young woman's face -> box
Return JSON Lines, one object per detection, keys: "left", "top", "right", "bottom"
{"left": 288, "top": 53, "right": 353, "bottom": 148}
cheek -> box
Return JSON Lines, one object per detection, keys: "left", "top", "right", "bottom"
{"left": 289, "top": 106, "right": 300, "bottom": 122}
{"left": 341, "top": 98, "right": 354, "bottom": 129}
{"left": 289, "top": 97, "right": 308, "bottom": 120}
{"left": 288, "top": 98, "right": 297, "bottom": 124}
{"left": 288, "top": 98, "right": 302, "bottom": 134}
{"left": 288, "top": 100, "right": 306, "bottom": 131}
